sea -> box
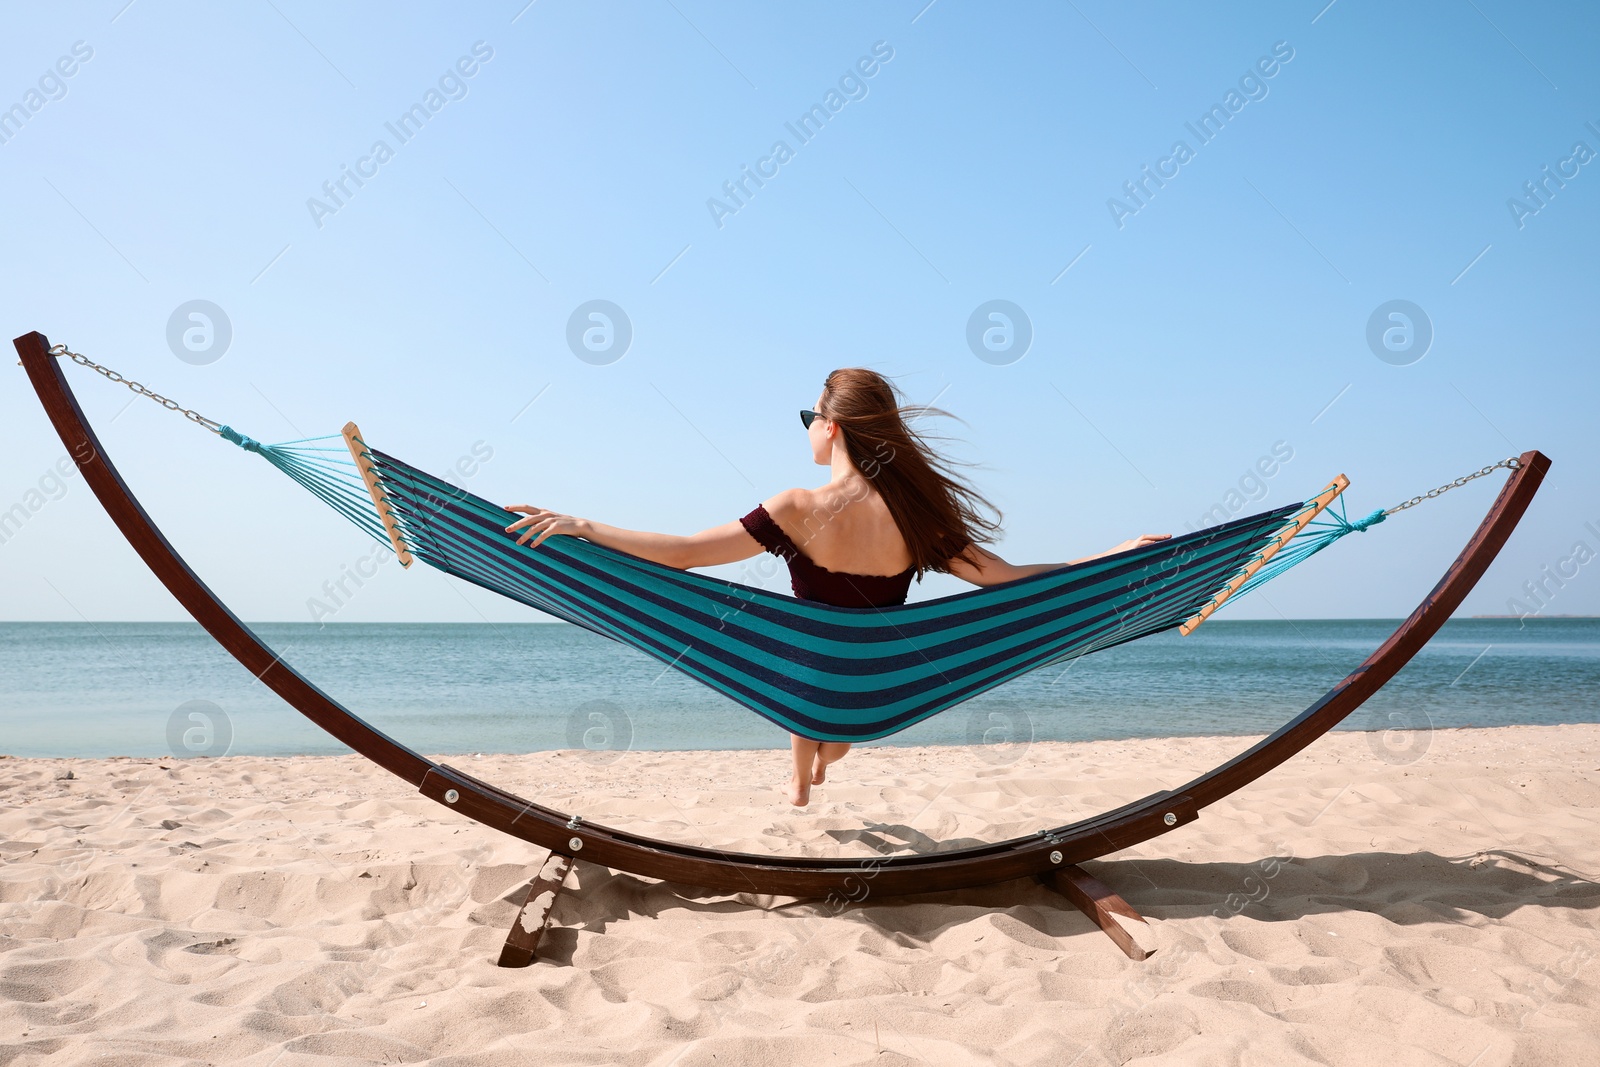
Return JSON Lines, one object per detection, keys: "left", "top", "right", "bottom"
{"left": 0, "top": 619, "right": 1595, "bottom": 760}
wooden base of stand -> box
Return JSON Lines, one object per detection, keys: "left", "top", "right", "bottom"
{"left": 496, "top": 852, "right": 575, "bottom": 968}
{"left": 1042, "top": 863, "right": 1157, "bottom": 961}
{"left": 496, "top": 854, "right": 1155, "bottom": 966}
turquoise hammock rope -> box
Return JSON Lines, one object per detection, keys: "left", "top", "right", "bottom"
{"left": 219, "top": 426, "right": 393, "bottom": 549}
{"left": 43, "top": 342, "right": 1522, "bottom": 741}
{"left": 1232, "top": 494, "right": 1387, "bottom": 600}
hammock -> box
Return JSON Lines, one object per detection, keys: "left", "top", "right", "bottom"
{"left": 215, "top": 420, "right": 1363, "bottom": 742}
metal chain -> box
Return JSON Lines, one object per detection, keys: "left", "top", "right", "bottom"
{"left": 39, "top": 341, "right": 1524, "bottom": 510}
{"left": 46, "top": 343, "right": 222, "bottom": 434}
{"left": 1383, "top": 455, "right": 1522, "bottom": 515}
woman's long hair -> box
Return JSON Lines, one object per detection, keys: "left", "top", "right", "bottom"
{"left": 815, "top": 368, "right": 1002, "bottom": 579}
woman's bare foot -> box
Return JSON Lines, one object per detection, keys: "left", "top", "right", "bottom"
{"left": 811, "top": 742, "right": 850, "bottom": 786}
{"left": 789, "top": 737, "right": 850, "bottom": 804}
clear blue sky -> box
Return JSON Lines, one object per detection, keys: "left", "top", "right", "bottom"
{"left": 2, "top": 1, "right": 1596, "bottom": 624}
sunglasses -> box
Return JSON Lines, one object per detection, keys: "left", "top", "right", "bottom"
{"left": 799, "top": 409, "right": 826, "bottom": 429}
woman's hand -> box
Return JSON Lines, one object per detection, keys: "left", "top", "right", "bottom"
{"left": 503, "top": 505, "right": 591, "bottom": 548}
{"left": 1111, "top": 533, "right": 1172, "bottom": 554}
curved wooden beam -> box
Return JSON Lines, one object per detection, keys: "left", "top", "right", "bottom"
{"left": 16, "top": 330, "right": 1551, "bottom": 901}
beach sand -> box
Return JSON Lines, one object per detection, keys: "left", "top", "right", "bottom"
{"left": 2, "top": 724, "right": 1598, "bottom": 1066}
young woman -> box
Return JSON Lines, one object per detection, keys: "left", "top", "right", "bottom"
{"left": 504, "top": 368, "right": 1169, "bottom": 806}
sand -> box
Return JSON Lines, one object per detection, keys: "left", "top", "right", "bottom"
{"left": 2, "top": 724, "right": 1598, "bottom": 1066}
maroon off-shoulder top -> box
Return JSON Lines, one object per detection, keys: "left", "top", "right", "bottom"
{"left": 739, "top": 504, "right": 916, "bottom": 608}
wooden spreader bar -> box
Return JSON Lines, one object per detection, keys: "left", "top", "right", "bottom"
{"left": 342, "top": 420, "right": 414, "bottom": 568}
{"left": 16, "top": 330, "right": 1551, "bottom": 966}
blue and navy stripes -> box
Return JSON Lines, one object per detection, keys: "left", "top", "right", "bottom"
{"left": 365, "top": 448, "right": 1301, "bottom": 741}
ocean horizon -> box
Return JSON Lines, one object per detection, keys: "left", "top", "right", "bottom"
{"left": 1, "top": 618, "right": 1595, "bottom": 760}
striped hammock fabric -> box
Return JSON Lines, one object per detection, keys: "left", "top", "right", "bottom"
{"left": 364, "top": 445, "right": 1308, "bottom": 741}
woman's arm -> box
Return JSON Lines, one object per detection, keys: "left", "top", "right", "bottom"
{"left": 946, "top": 534, "right": 1172, "bottom": 588}
{"left": 502, "top": 496, "right": 788, "bottom": 570}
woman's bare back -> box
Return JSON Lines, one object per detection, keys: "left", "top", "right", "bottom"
{"left": 768, "top": 479, "right": 913, "bottom": 577}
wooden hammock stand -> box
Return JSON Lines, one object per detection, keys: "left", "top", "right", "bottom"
{"left": 16, "top": 330, "right": 1551, "bottom": 966}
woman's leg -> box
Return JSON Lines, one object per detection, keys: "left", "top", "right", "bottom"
{"left": 811, "top": 742, "right": 852, "bottom": 784}
{"left": 789, "top": 734, "right": 820, "bottom": 806}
